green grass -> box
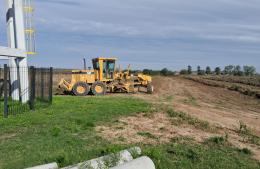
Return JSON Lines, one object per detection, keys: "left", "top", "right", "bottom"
{"left": 0, "top": 96, "right": 259, "bottom": 169}
{"left": 0, "top": 96, "right": 150, "bottom": 169}
{"left": 238, "top": 121, "right": 260, "bottom": 146}
{"left": 143, "top": 138, "right": 260, "bottom": 169}
{"left": 167, "top": 109, "right": 212, "bottom": 131}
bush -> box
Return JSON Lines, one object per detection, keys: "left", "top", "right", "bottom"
{"left": 160, "top": 68, "right": 176, "bottom": 76}
{"left": 243, "top": 66, "right": 256, "bottom": 76}
{"left": 238, "top": 148, "right": 252, "bottom": 155}
{"left": 205, "top": 136, "right": 227, "bottom": 145}
{"left": 180, "top": 69, "right": 188, "bottom": 75}
{"left": 224, "top": 65, "right": 234, "bottom": 75}
{"left": 215, "top": 67, "right": 221, "bottom": 75}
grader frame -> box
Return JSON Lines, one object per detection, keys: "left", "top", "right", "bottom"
{"left": 58, "top": 57, "right": 153, "bottom": 96}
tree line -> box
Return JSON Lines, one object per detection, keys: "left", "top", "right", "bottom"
{"left": 140, "top": 68, "right": 176, "bottom": 76}
{"left": 137, "top": 65, "right": 257, "bottom": 76}
{"left": 180, "top": 65, "right": 256, "bottom": 76}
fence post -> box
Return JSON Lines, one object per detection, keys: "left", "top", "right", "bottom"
{"left": 49, "top": 67, "right": 53, "bottom": 104}
{"left": 40, "top": 68, "right": 44, "bottom": 100}
{"left": 8, "top": 70, "right": 11, "bottom": 97}
{"left": 17, "top": 65, "right": 22, "bottom": 102}
{"left": 4, "top": 64, "right": 8, "bottom": 118}
{"left": 29, "top": 66, "right": 36, "bottom": 110}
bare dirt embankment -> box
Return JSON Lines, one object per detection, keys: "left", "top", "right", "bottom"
{"left": 96, "top": 76, "right": 260, "bottom": 160}
{"left": 149, "top": 76, "right": 260, "bottom": 134}
{"left": 137, "top": 76, "right": 260, "bottom": 159}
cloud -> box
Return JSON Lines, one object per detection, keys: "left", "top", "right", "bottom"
{"left": 38, "top": 0, "right": 82, "bottom": 6}
{"left": 0, "top": 0, "right": 260, "bottom": 71}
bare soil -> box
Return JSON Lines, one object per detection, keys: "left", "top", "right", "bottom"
{"left": 0, "top": 133, "right": 17, "bottom": 141}
{"left": 96, "top": 76, "right": 260, "bottom": 160}
{"left": 148, "top": 76, "right": 260, "bottom": 135}
{"left": 96, "top": 112, "right": 219, "bottom": 145}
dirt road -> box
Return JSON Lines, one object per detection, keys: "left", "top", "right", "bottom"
{"left": 142, "top": 76, "right": 260, "bottom": 135}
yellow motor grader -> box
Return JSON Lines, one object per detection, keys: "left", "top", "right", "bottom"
{"left": 58, "top": 57, "right": 154, "bottom": 96}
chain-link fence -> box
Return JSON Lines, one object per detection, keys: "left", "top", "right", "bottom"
{"left": 0, "top": 65, "right": 53, "bottom": 118}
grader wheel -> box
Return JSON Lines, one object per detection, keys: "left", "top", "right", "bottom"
{"left": 91, "top": 81, "right": 106, "bottom": 96}
{"left": 73, "top": 82, "right": 90, "bottom": 96}
{"left": 147, "top": 83, "right": 154, "bottom": 94}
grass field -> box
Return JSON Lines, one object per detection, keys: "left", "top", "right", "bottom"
{"left": 0, "top": 96, "right": 259, "bottom": 169}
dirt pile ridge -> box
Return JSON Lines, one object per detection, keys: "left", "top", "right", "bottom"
{"left": 96, "top": 76, "right": 260, "bottom": 160}
{"left": 96, "top": 112, "right": 219, "bottom": 144}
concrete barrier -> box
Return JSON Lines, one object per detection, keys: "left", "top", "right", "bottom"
{"left": 111, "top": 156, "right": 155, "bottom": 169}
{"left": 25, "top": 163, "right": 58, "bottom": 169}
{"left": 25, "top": 147, "right": 148, "bottom": 169}
{"left": 61, "top": 147, "right": 142, "bottom": 169}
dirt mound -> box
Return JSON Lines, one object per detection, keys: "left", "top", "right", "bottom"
{"left": 133, "top": 76, "right": 260, "bottom": 160}
{"left": 148, "top": 76, "right": 260, "bottom": 134}
{"left": 95, "top": 76, "right": 260, "bottom": 160}
{"left": 96, "top": 112, "right": 219, "bottom": 144}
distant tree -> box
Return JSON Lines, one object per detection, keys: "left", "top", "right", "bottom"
{"left": 215, "top": 67, "right": 221, "bottom": 75}
{"left": 132, "top": 70, "right": 142, "bottom": 74}
{"left": 243, "top": 66, "right": 256, "bottom": 76}
{"left": 143, "top": 69, "right": 152, "bottom": 75}
{"left": 224, "top": 65, "right": 234, "bottom": 75}
{"left": 180, "top": 69, "right": 188, "bottom": 75}
{"left": 187, "top": 65, "right": 192, "bottom": 74}
{"left": 205, "top": 66, "right": 212, "bottom": 75}
{"left": 170, "top": 71, "right": 176, "bottom": 76}
{"left": 197, "top": 66, "right": 201, "bottom": 75}
{"left": 233, "top": 65, "right": 243, "bottom": 76}
{"left": 160, "top": 68, "right": 169, "bottom": 76}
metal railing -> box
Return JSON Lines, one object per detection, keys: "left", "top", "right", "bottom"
{"left": 23, "top": 0, "right": 36, "bottom": 55}
{"left": 0, "top": 65, "right": 53, "bottom": 118}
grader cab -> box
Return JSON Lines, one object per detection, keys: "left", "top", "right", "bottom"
{"left": 58, "top": 57, "right": 154, "bottom": 96}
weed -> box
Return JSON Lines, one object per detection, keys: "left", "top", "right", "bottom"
{"left": 204, "top": 136, "right": 227, "bottom": 146}
{"left": 128, "top": 147, "right": 141, "bottom": 159}
{"left": 159, "top": 127, "right": 165, "bottom": 131}
{"left": 67, "top": 122, "right": 81, "bottom": 133}
{"left": 137, "top": 132, "right": 157, "bottom": 140}
{"left": 117, "top": 136, "right": 126, "bottom": 142}
{"left": 171, "top": 136, "right": 194, "bottom": 143}
{"left": 103, "top": 153, "right": 121, "bottom": 168}
{"left": 55, "top": 151, "right": 69, "bottom": 166}
{"left": 51, "top": 126, "right": 61, "bottom": 137}
{"left": 237, "top": 148, "right": 252, "bottom": 155}
{"left": 183, "top": 96, "right": 199, "bottom": 106}
{"left": 84, "top": 122, "right": 95, "bottom": 128}
{"left": 165, "top": 95, "right": 174, "bottom": 102}
{"left": 115, "top": 126, "right": 124, "bottom": 130}
{"left": 238, "top": 121, "right": 260, "bottom": 146}
{"left": 167, "top": 109, "right": 211, "bottom": 131}
{"left": 186, "top": 149, "right": 200, "bottom": 162}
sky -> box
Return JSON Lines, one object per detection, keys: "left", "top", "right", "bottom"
{"left": 0, "top": 0, "right": 260, "bottom": 71}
